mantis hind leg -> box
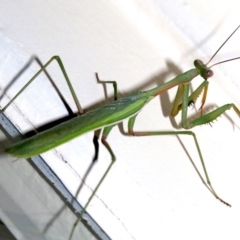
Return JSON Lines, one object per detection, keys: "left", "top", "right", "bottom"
{"left": 95, "top": 72, "right": 118, "bottom": 100}
{"left": 92, "top": 73, "right": 119, "bottom": 162}
{"left": 69, "top": 75, "right": 119, "bottom": 239}
{"left": 69, "top": 124, "right": 116, "bottom": 240}
{"left": 128, "top": 114, "right": 231, "bottom": 207}
{"left": 78, "top": 73, "right": 118, "bottom": 206}
{"left": 1, "top": 56, "right": 83, "bottom": 114}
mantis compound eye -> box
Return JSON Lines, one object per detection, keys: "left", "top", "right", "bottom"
{"left": 206, "top": 69, "right": 213, "bottom": 78}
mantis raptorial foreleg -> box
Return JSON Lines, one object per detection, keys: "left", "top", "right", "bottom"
{"left": 171, "top": 78, "right": 240, "bottom": 129}
{"left": 171, "top": 80, "right": 209, "bottom": 116}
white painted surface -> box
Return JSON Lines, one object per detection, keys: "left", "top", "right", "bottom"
{"left": 1, "top": 1, "right": 240, "bottom": 240}
{"left": 0, "top": 129, "right": 96, "bottom": 240}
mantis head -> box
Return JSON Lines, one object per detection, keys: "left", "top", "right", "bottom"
{"left": 194, "top": 59, "right": 213, "bottom": 80}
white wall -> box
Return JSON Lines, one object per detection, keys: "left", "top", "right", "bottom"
{"left": 1, "top": 1, "right": 240, "bottom": 240}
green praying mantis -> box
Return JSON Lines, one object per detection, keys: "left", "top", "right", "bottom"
{"left": 2, "top": 25, "right": 240, "bottom": 239}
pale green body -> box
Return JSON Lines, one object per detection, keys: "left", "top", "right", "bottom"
{"left": 6, "top": 68, "right": 200, "bottom": 158}
{"left": 2, "top": 42, "right": 240, "bottom": 239}
{"left": 6, "top": 91, "right": 152, "bottom": 157}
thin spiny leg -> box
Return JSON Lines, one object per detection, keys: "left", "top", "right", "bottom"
{"left": 73, "top": 71, "right": 119, "bottom": 211}
{"left": 92, "top": 73, "right": 118, "bottom": 161}
{"left": 1, "top": 56, "right": 83, "bottom": 114}
{"left": 95, "top": 72, "right": 118, "bottom": 100}
{"left": 69, "top": 125, "right": 116, "bottom": 240}
{"left": 1, "top": 56, "right": 77, "bottom": 132}
{"left": 69, "top": 74, "right": 119, "bottom": 239}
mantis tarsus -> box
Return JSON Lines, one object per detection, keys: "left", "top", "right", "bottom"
{"left": 2, "top": 25, "right": 240, "bottom": 240}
